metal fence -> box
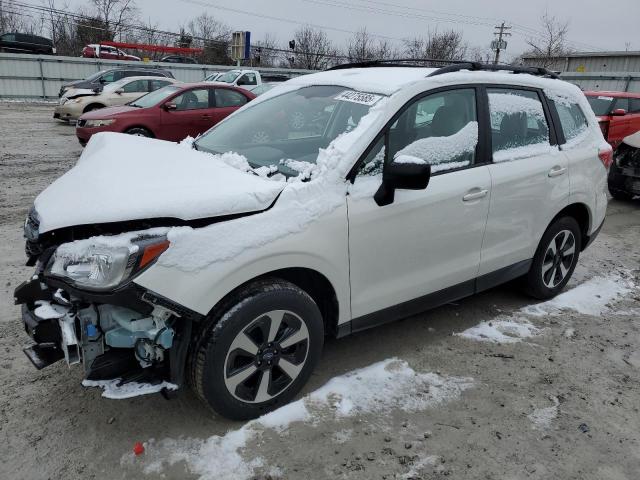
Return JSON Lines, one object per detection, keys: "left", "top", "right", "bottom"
{"left": 2, "top": 52, "right": 640, "bottom": 99}
{"left": 559, "top": 72, "right": 640, "bottom": 93}
{"left": 0, "top": 52, "right": 312, "bottom": 99}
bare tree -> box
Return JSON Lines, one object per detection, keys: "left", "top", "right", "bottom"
{"left": 186, "top": 12, "right": 231, "bottom": 64}
{"left": 252, "top": 33, "right": 280, "bottom": 67}
{"left": 91, "top": 0, "right": 138, "bottom": 41}
{"left": 290, "top": 25, "right": 336, "bottom": 70}
{"left": 524, "top": 10, "right": 571, "bottom": 67}
{"left": 346, "top": 27, "right": 397, "bottom": 62}
{"left": 403, "top": 30, "right": 467, "bottom": 64}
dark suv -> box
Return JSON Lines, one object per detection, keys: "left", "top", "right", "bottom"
{"left": 58, "top": 67, "right": 175, "bottom": 97}
{"left": 0, "top": 32, "right": 55, "bottom": 55}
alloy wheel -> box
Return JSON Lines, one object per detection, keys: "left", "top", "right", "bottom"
{"left": 541, "top": 229, "right": 576, "bottom": 288}
{"left": 223, "top": 310, "right": 309, "bottom": 404}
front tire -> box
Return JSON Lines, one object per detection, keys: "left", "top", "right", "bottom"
{"left": 191, "top": 279, "right": 324, "bottom": 420}
{"left": 125, "top": 127, "right": 152, "bottom": 137}
{"left": 524, "top": 217, "right": 581, "bottom": 300}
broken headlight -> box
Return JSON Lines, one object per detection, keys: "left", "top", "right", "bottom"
{"left": 46, "top": 236, "right": 169, "bottom": 291}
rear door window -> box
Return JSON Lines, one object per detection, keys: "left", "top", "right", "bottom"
{"left": 215, "top": 89, "right": 248, "bottom": 107}
{"left": 614, "top": 97, "right": 629, "bottom": 112}
{"left": 488, "top": 88, "right": 550, "bottom": 161}
{"left": 150, "top": 79, "right": 171, "bottom": 90}
{"left": 630, "top": 98, "right": 640, "bottom": 114}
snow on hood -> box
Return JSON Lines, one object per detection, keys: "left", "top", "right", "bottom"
{"left": 34, "top": 132, "right": 285, "bottom": 233}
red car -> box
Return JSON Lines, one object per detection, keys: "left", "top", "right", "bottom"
{"left": 76, "top": 83, "right": 256, "bottom": 145}
{"left": 585, "top": 91, "right": 640, "bottom": 150}
{"left": 82, "top": 44, "right": 141, "bottom": 61}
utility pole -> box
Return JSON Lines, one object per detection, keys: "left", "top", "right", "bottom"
{"left": 492, "top": 22, "right": 512, "bottom": 65}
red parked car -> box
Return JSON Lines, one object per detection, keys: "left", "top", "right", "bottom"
{"left": 76, "top": 83, "right": 255, "bottom": 145}
{"left": 585, "top": 91, "right": 640, "bottom": 150}
{"left": 82, "top": 44, "right": 141, "bottom": 61}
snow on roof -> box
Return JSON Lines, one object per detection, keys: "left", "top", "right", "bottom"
{"left": 286, "top": 67, "right": 436, "bottom": 95}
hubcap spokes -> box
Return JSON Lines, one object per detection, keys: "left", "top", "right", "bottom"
{"left": 542, "top": 230, "right": 575, "bottom": 288}
{"left": 224, "top": 310, "right": 309, "bottom": 404}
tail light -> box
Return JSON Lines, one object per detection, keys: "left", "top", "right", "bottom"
{"left": 598, "top": 145, "right": 614, "bottom": 169}
{"left": 598, "top": 120, "right": 610, "bottom": 139}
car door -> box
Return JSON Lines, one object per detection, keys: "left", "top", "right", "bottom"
{"left": 159, "top": 87, "right": 212, "bottom": 141}
{"left": 478, "top": 87, "right": 569, "bottom": 280}
{"left": 348, "top": 87, "right": 492, "bottom": 323}
{"left": 608, "top": 97, "right": 631, "bottom": 146}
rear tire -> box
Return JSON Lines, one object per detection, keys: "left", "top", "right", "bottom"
{"left": 190, "top": 279, "right": 324, "bottom": 420}
{"left": 524, "top": 217, "right": 581, "bottom": 300}
{"left": 125, "top": 127, "right": 152, "bottom": 137}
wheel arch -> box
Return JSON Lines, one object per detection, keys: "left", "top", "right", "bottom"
{"left": 205, "top": 267, "right": 341, "bottom": 338}
{"left": 82, "top": 103, "right": 106, "bottom": 113}
{"left": 124, "top": 125, "right": 155, "bottom": 137}
{"left": 549, "top": 202, "right": 591, "bottom": 251}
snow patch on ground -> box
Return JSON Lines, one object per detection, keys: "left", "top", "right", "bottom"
{"left": 402, "top": 455, "right": 440, "bottom": 479}
{"left": 454, "top": 318, "right": 540, "bottom": 344}
{"left": 522, "top": 273, "right": 634, "bottom": 317}
{"left": 130, "top": 359, "right": 473, "bottom": 479}
{"left": 82, "top": 379, "right": 178, "bottom": 400}
{"left": 528, "top": 397, "right": 560, "bottom": 430}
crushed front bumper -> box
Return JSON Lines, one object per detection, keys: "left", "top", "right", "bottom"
{"left": 15, "top": 275, "right": 199, "bottom": 389}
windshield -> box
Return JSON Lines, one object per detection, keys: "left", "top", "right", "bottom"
{"left": 205, "top": 73, "right": 222, "bottom": 81}
{"left": 102, "top": 78, "right": 128, "bottom": 93}
{"left": 130, "top": 85, "right": 181, "bottom": 108}
{"left": 85, "top": 70, "right": 108, "bottom": 82}
{"left": 195, "top": 85, "right": 380, "bottom": 175}
{"left": 587, "top": 95, "right": 615, "bottom": 116}
{"left": 217, "top": 70, "right": 241, "bottom": 83}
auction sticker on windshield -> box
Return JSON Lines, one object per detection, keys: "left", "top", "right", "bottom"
{"left": 335, "top": 90, "right": 383, "bottom": 106}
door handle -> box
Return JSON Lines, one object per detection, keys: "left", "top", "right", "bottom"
{"left": 201, "top": 114, "right": 211, "bottom": 119}
{"left": 548, "top": 166, "right": 567, "bottom": 177}
{"left": 463, "top": 188, "right": 488, "bottom": 202}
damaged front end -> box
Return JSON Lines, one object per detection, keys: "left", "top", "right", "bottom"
{"left": 15, "top": 225, "right": 199, "bottom": 397}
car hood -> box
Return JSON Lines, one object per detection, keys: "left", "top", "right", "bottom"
{"left": 34, "top": 132, "right": 285, "bottom": 234}
{"left": 80, "top": 105, "right": 139, "bottom": 119}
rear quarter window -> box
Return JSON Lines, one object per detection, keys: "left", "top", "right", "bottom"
{"left": 552, "top": 100, "right": 590, "bottom": 144}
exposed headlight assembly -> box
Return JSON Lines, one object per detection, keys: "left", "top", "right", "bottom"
{"left": 84, "top": 119, "right": 115, "bottom": 127}
{"left": 46, "top": 236, "right": 169, "bottom": 291}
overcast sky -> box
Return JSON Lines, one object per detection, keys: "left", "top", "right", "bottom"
{"left": 72, "top": 0, "right": 639, "bottom": 59}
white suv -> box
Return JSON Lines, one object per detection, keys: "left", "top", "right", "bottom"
{"left": 16, "top": 63, "right": 611, "bottom": 420}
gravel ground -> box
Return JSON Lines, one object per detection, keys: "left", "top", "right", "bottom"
{"left": 1, "top": 102, "right": 639, "bottom": 480}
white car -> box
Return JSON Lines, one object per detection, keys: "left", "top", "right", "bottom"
{"left": 16, "top": 63, "right": 611, "bottom": 420}
{"left": 54, "top": 76, "right": 179, "bottom": 122}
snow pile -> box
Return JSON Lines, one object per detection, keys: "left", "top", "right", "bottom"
{"left": 522, "top": 273, "right": 634, "bottom": 317}
{"left": 394, "top": 121, "right": 477, "bottom": 173}
{"left": 493, "top": 143, "right": 557, "bottom": 163}
{"left": 489, "top": 92, "right": 546, "bottom": 121}
{"left": 82, "top": 379, "right": 178, "bottom": 399}
{"left": 528, "top": 396, "right": 559, "bottom": 430}
{"left": 454, "top": 318, "right": 540, "bottom": 344}
{"left": 34, "top": 132, "right": 285, "bottom": 233}
{"left": 132, "top": 359, "right": 473, "bottom": 479}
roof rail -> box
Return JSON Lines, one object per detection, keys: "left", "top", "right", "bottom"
{"left": 427, "top": 62, "right": 560, "bottom": 79}
{"left": 327, "top": 58, "right": 470, "bottom": 71}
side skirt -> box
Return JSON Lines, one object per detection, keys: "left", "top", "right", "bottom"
{"left": 343, "top": 259, "right": 532, "bottom": 336}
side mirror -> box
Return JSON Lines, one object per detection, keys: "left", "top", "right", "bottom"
{"left": 611, "top": 108, "right": 627, "bottom": 116}
{"left": 164, "top": 102, "right": 177, "bottom": 111}
{"left": 99, "top": 78, "right": 107, "bottom": 84}
{"left": 115, "top": 88, "right": 124, "bottom": 94}
{"left": 374, "top": 159, "right": 431, "bottom": 207}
